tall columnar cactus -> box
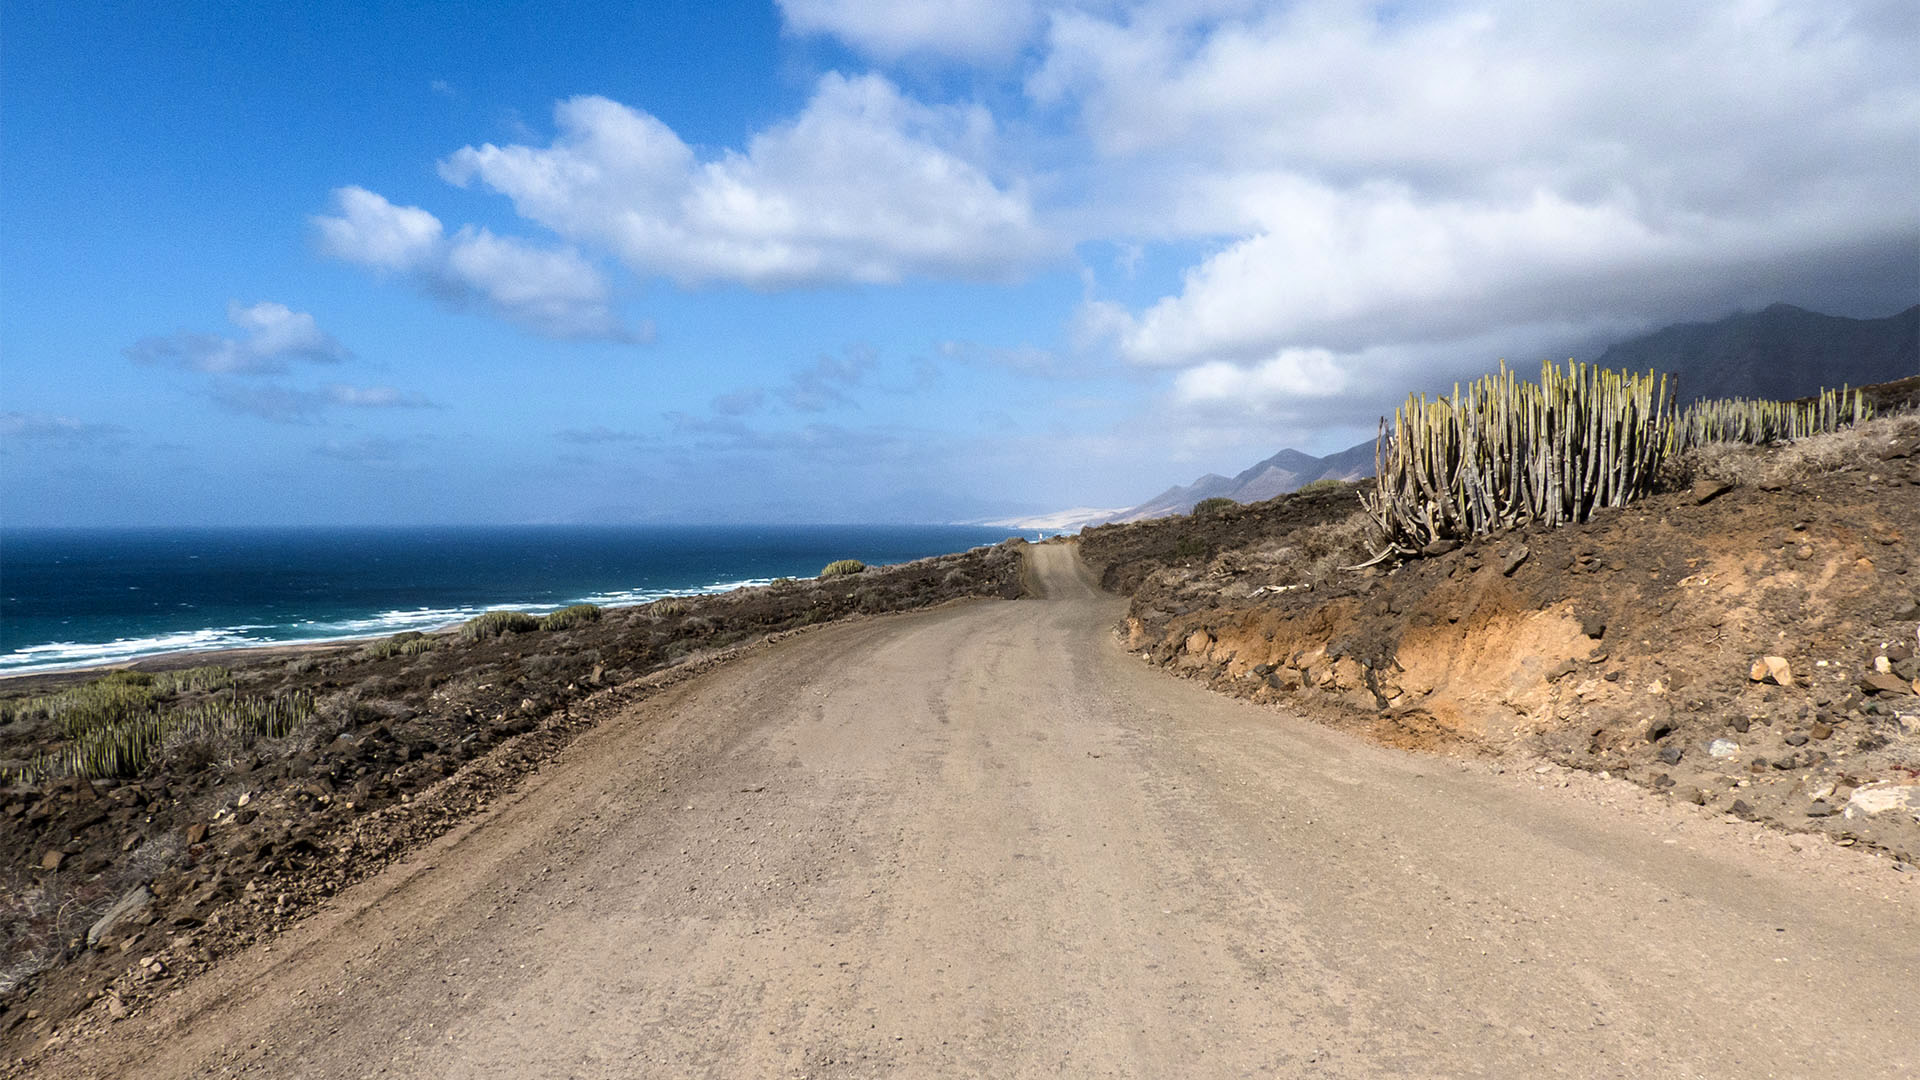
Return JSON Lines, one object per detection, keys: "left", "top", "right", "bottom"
{"left": 1360, "top": 361, "right": 1676, "bottom": 556}
{"left": 1677, "top": 387, "right": 1871, "bottom": 450}
{"left": 1360, "top": 364, "right": 1875, "bottom": 561}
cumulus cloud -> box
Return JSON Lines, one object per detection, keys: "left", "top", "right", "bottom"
{"left": 777, "top": 0, "right": 1041, "bottom": 61}
{"left": 1044, "top": 0, "right": 1920, "bottom": 369}
{"left": 125, "top": 301, "right": 349, "bottom": 374}
{"left": 313, "top": 187, "right": 641, "bottom": 342}
{"left": 437, "top": 74, "right": 1055, "bottom": 288}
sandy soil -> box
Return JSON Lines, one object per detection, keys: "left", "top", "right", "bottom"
{"left": 25, "top": 545, "right": 1919, "bottom": 1078}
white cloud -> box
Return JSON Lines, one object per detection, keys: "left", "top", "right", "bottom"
{"left": 437, "top": 74, "right": 1055, "bottom": 288}
{"left": 211, "top": 382, "right": 436, "bottom": 424}
{"left": 314, "top": 186, "right": 441, "bottom": 273}
{"left": 125, "top": 301, "right": 350, "bottom": 374}
{"left": 777, "top": 0, "right": 1041, "bottom": 61}
{"left": 313, "top": 187, "right": 639, "bottom": 342}
{"left": 1041, "top": 0, "right": 1920, "bottom": 365}
{"left": 0, "top": 412, "right": 128, "bottom": 445}
{"left": 1174, "top": 347, "right": 1349, "bottom": 405}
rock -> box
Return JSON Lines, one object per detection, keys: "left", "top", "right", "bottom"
{"left": 1708, "top": 738, "right": 1740, "bottom": 759}
{"left": 1784, "top": 732, "right": 1809, "bottom": 746}
{"left": 1843, "top": 782, "right": 1920, "bottom": 821}
{"left": 1646, "top": 718, "right": 1675, "bottom": 742}
{"left": 1501, "top": 545, "right": 1530, "bottom": 576}
{"left": 1750, "top": 656, "right": 1793, "bottom": 687}
{"left": 1657, "top": 744, "right": 1683, "bottom": 765}
{"left": 1810, "top": 722, "right": 1833, "bottom": 740}
{"left": 1875, "top": 655, "right": 1895, "bottom": 674}
{"left": 105, "top": 993, "right": 128, "bottom": 1021}
{"left": 1581, "top": 614, "right": 1607, "bottom": 640}
{"left": 1681, "top": 786, "right": 1708, "bottom": 806}
{"left": 1421, "top": 539, "right": 1462, "bottom": 557}
{"left": 1806, "top": 800, "right": 1834, "bottom": 818}
{"left": 1729, "top": 716, "right": 1751, "bottom": 733}
{"left": 1729, "top": 798, "right": 1756, "bottom": 819}
{"left": 184, "top": 823, "right": 208, "bottom": 845}
{"left": 1690, "top": 478, "right": 1733, "bottom": 504}
{"left": 1891, "top": 644, "right": 1915, "bottom": 664}
{"left": 39, "top": 849, "right": 66, "bottom": 871}
{"left": 1860, "top": 671, "right": 1915, "bottom": 696}
{"left": 87, "top": 886, "right": 153, "bottom": 948}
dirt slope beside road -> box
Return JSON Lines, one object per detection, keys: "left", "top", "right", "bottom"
{"left": 28, "top": 545, "right": 1919, "bottom": 1078}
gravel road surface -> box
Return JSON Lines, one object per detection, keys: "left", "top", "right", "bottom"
{"left": 40, "top": 544, "right": 1919, "bottom": 1078}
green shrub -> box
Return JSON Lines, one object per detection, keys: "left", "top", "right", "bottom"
{"left": 650, "top": 598, "right": 688, "bottom": 617}
{"left": 1191, "top": 497, "right": 1237, "bottom": 516}
{"left": 820, "top": 559, "right": 867, "bottom": 578}
{"left": 357, "top": 632, "right": 436, "bottom": 661}
{"left": 1294, "top": 478, "right": 1342, "bottom": 496}
{"left": 539, "top": 603, "right": 603, "bottom": 631}
{"left": 460, "top": 610, "right": 541, "bottom": 642}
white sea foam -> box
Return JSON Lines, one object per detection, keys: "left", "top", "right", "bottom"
{"left": 0, "top": 577, "right": 784, "bottom": 675}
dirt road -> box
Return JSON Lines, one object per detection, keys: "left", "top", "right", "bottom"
{"left": 39, "top": 544, "right": 1919, "bottom": 1078}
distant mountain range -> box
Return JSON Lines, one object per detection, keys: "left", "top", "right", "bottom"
{"left": 991, "top": 302, "right": 1918, "bottom": 530}
{"left": 1597, "top": 302, "right": 1917, "bottom": 402}
{"left": 1103, "top": 441, "right": 1376, "bottom": 523}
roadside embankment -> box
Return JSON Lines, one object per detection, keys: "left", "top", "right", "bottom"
{"left": 1079, "top": 415, "right": 1920, "bottom": 863}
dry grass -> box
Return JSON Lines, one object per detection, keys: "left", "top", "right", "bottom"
{"left": 1681, "top": 413, "right": 1919, "bottom": 489}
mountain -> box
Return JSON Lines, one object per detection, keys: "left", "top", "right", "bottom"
{"left": 1595, "top": 303, "right": 1918, "bottom": 402}
{"left": 1105, "top": 439, "right": 1375, "bottom": 523}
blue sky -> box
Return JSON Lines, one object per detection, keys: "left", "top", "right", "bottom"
{"left": 4, "top": 0, "right": 1915, "bottom": 526}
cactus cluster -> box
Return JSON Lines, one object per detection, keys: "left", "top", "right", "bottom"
{"left": 459, "top": 609, "right": 541, "bottom": 641}
{"left": 9, "top": 688, "right": 313, "bottom": 784}
{"left": 1359, "top": 363, "right": 1871, "bottom": 559}
{"left": 1361, "top": 362, "right": 1674, "bottom": 556}
{"left": 538, "top": 603, "right": 603, "bottom": 631}
{"left": 1677, "top": 387, "right": 1871, "bottom": 450}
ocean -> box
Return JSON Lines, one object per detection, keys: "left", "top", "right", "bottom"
{"left": 0, "top": 525, "right": 1028, "bottom": 675}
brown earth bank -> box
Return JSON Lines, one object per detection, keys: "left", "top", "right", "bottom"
{"left": 0, "top": 543, "right": 1026, "bottom": 1049}
{"left": 14, "top": 544, "right": 1920, "bottom": 1078}
{"left": 1078, "top": 410, "right": 1920, "bottom": 864}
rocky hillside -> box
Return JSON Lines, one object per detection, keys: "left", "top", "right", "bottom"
{"left": 0, "top": 542, "right": 1027, "bottom": 1047}
{"left": 1079, "top": 407, "right": 1920, "bottom": 863}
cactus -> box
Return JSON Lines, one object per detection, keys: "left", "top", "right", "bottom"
{"left": 1360, "top": 361, "right": 1675, "bottom": 556}
{"left": 1359, "top": 363, "right": 1874, "bottom": 562}
{"left": 1677, "top": 387, "right": 1870, "bottom": 450}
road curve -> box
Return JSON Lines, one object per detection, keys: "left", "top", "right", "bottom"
{"left": 40, "top": 543, "right": 1919, "bottom": 1078}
